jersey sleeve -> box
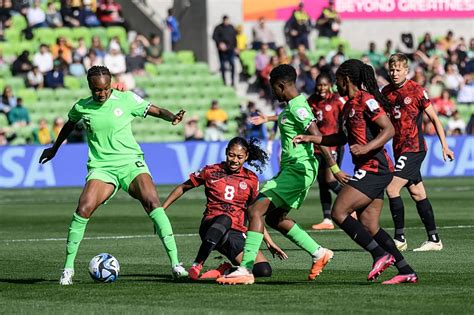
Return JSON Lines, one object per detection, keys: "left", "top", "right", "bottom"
{"left": 67, "top": 104, "right": 82, "bottom": 123}
{"left": 290, "top": 103, "right": 316, "bottom": 131}
{"left": 128, "top": 91, "right": 151, "bottom": 118}
{"left": 363, "top": 97, "right": 385, "bottom": 121}
{"left": 189, "top": 166, "right": 207, "bottom": 187}
{"left": 417, "top": 88, "right": 432, "bottom": 110}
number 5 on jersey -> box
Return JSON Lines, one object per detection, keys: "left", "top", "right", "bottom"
{"left": 224, "top": 185, "right": 235, "bottom": 200}
{"left": 395, "top": 156, "right": 407, "bottom": 171}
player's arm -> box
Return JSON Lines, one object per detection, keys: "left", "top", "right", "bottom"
{"left": 39, "top": 119, "right": 76, "bottom": 164}
{"left": 249, "top": 112, "right": 278, "bottom": 126}
{"left": 293, "top": 127, "right": 347, "bottom": 147}
{"left": 263, "top": 227, "right": 288, "bottom": 260}
{"left": 162, "top": 179, "right": 196, "bottom": 210}
{"left": 350, "top": 114, "right": 394, "bottom": 156}
{"left": 147, "top": 105, "right": 185, "bottom": 125}
{"left": 424, "top": 104, "right": 455, "bottom": 161}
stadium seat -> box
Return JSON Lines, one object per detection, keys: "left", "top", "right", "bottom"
{"left": 11, "top": 15, "right": 27, "bottom": 30}
{"left": 36, "top": 89, "right": 55, "bottom": 101}
{"left": 54, "top": 28, "right": 73, "bottom": 41}
{"left": 144, "top": 63, "right": 159, "bottom": 75}
{"left": 0, "top": 113, "right": 8, "bottom": 127}
{"left": 64, "top": 76, "right": 81, "bottom": 89}
{"left": 315, "top": 37, "right": 331, "bottom": 50}
{"left": 8, "top": 77, "right": 25, "bottom": 90}
{"left": 89, "top": 27, "right": 108, "bottom": 47}
{"left": 33, "top": 28, "right": 56, "bottom": 45}
{"left": 17, "top": 89, "right": 38, "bottom": 104}
{"left": 176, "top": 50, "right": 195, "bottom": 64}
{"left": 4, "top": 28, "right": 21, "bottom": 43}
{"left": 71, "top": 27, "right": 92, "bottom": 46}
{"left": 162, "top": 52, "right": 179, "bottom": 64}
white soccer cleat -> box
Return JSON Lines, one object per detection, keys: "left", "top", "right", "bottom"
{"left": 394, "top": 239, "right": 408, "bottom": 251}
{"left": 171, "top": 263, "right": 188, "bottom": 279}
{"left": 413, "top": 240, "right": 443, "bottom": 252}
{"left": 59, "top": 268, "right": 74, "bottom": 285}
{"left": 216, "top": 266, "right": 255, "bottom": 285}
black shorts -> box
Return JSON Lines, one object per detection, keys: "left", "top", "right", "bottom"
{"left": 394, "top": 151, "right": 426, "bottom": 186}
{"left": 315, "top": 145, "right": 345, "bottom": 169}
{"left": 347, "top": 170, "right": 393, "bottom": 200}
{"left": 199, "top": 217, "right": 245, "bottom": 265}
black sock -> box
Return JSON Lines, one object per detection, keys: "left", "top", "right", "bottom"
{"left": 195, "top": 215, "right": 231, "bottom": 264}
{"left": 389, "top": 197, "right": 405, "bottom": 241}
{"left": 328, "top": 181, "right": 342, "bottom": 194}
{"left": 337, "top": 215, "right": 386, "bottom": 260}
{"left": 319, "top": 182, "right": 332, "bottom": 220}
{"left": 373, "top": 229, "right": 415, "bottom": 275}
{"left": 252, "top": 262, "right": 272, "bottom": 277}
{"left": 416, "top": 198, "right": 440, "bottom": 242}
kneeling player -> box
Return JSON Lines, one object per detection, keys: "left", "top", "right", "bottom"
{"left": 162, "top": 137, "right": 287, "bottom": 280}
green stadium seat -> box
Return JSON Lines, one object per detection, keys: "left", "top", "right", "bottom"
{"left": 0, "top": 113, "right": 8, "bottom": 127}
{"left": 162, "top": 52, "right": 179, "bottom": 64}
{"left": 89, "top": 27, "right": 108, "bottom": 47}
{"left": 64, "top": 76, "right": 81, "bottom": 89}
{"left": 8, "top": 77, "right": 25, "bottom": 90}
{"left": 315, "top": 37, "right": 331, "bottom": 50}
{"left": 11, "top": 15, "right": 27, "bottom": 30}
{"left": 33, "top": 28, "right": 56, "bottom": 45}
{"left": 71, "top": 27, "right": 92, "bottom": 46}
{"left": 35, "top": 89, "right": 55, "bottom": 101}
{"left": 176, "top": 50, "right": 195, "bottom": 64}
{"left": 0, "top": 42, "right": 17, "bottom": 58}
{"left": 4, "top": 28, "right": 21, "bottom": 43}
{"left": 14, "top": 41, "right": 38, "bottom": 55}
{"left": 144, "top": 63, "right": 158, "bottom": 75}
{"left": 17, "top": 89, "right": 38, "bottom": 104}
{"left": 189, "top": 62, "right": 209, "bottom": 75}
{"left": 106, "top": 26, "right": 127, "bottom": 50}
{"left": 330, "top": 37, "right": 350, "bottom": 50}
{"left": 54, "top": 28, "right": 73, "bottom": 41}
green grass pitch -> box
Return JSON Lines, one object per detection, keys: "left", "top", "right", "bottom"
{"left": 1, "top": 178, "right": 473, "bottom": 314}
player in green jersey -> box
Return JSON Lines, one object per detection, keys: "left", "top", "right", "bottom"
{"left": 217, "top": 64, "right": 349, "bottom": 285}
{"left": 39, "top": 66, "right": 188, "bottom": 285}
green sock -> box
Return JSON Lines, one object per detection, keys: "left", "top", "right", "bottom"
{"left": 64, "top": 213, "right": 89, "bottom": 269}
{"left": 286, "top": 224, "right": 320, "bottom": 255}
{"left": 241, "top": 231, "right": 264, "bottom": 270}
{"left": 149, "top": 207, "right": 180, "bottom": 266}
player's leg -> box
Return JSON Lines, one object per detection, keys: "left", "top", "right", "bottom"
{"left": 358, "top": 199, "right": 417, "bottom": 284}
{"left": 218, "top": 51, "right": 226, "bottom": 84}
{"left": 312, "top": 167, "right": 334, "bottom": 230}
{"left": 128, "top": 173, "right": 187, "bottom": 278}
{"left": 60, "top": 179, "right": 115, "bottom": 285}
{"left": 408, "top": 181, "right": 442, "bottom": 251}
{"left": 386, "top": 176, "right": 409, "bottom": 250}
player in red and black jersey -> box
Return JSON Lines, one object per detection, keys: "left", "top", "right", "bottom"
{"left": 162, "top": 137, "right": 287, "bottom": 280}
{"left": 294, "top": 59, "right": 417, "bottom": 284}
{"left": 307, "top": 72, "right": 347, "bottom": 230}
{"left": 382, "top": 53, "right": 455, "bottom": 252}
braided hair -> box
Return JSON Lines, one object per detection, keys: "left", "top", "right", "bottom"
{"left": 87, "top": 65, "right": 111, "bottom": 82}
{"left": 316, "top": 71, "right": 333, "bottom": 85}
{"left": 269, "top": 64, "right": 297, "bottom": 85}
{"left": 336, "top": 59, "right": 391, "bottom": 109}
{"left": 227, "top": 137, "right": 269, "bottom": 174}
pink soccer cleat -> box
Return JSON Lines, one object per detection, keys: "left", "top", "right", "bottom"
{"left": 382, "top": 273, "right": 418, "bottom": 284}
{"left": 367, "top": 254, "right": 395, "bottom": 281}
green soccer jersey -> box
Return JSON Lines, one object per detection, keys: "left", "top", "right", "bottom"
{"left": 278, "top": 94, "right": 316, "bottom": 166}
{"left": 68, "top": 90, "right": 150, "bottom": 168}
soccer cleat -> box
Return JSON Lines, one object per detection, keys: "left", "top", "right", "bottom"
{"left": 394, "top": 239, "right": 408, "bottom": 251}
{"left": 382, "top": 273, "right": 418, "bottom": 285}
{"left": 59, "top": 268, "right": 74, "bottom": 285}
{"left": 216, "top": 266, "right": 254, "bottom": 285}
{"left": 188, "top": 263, "right": 203, "bottom": 281}
{"left": 308, "top": 248, "right": 334, "bottom": 280}
{"left": 171, "top": 263, "right": 188, "bottom": 279}
{"left": 367, "top": 254, "right": 395, "bottom": 281}
{"left": 413, "top": 240, "right": 443, "bottom": 252}
{"left": 311, "top": 219, "right": 334, "bottom": 230}
{"left": 200, "top": 262, "right": 232, "bottom": 279}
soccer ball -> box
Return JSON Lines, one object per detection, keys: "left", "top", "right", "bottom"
{"left": 88, "top": 253, "right": 120, "bottom": 283}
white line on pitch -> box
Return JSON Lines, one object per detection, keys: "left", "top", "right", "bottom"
{"left": 1, "top": 225, "right": 473, "bottom": 243}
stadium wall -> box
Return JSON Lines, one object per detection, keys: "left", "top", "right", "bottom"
{"left": 0, "top": 136, "right": 473, "bottom": 189}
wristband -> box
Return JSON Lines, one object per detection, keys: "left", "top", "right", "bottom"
{"left": 330, "top": 164, "right": 341, "bottom": 174}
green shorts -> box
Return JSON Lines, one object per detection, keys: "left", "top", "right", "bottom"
{"left": 86, "top": 158, "right": 151, "bottom": 203}
{"left": 260, "top": 159, "right": 318, "bottom": 210}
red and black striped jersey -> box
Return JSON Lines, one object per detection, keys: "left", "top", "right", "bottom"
{"left": 189, "top": 163, "right": 259, "bottom": 233}
{"left": 342, "top": 90, "right": 394, "bottom": 174}
{"left": 382, "top": 80, "right": 431, "bottom": 157}
{"left": 307, "top": 92, "right": 345, "bottom": 153}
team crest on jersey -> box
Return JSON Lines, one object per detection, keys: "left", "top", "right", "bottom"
{"left": 239, "top": 181, "right": 248, "bottom": 190}
{"left": 423, "top": 90, "right": 429, "bottom": 99}
{"left": 114, "top": 108, "right": 124, "bottom": 117}
{"left": 365, "top": 99, "right": 379, "bottom": 112}
{"left": 349, "top": 108, "right": 356, "bottom": 117}
{"left": 325, "top": 104, "right": 332, "bottom": 111}
{"left": 296, "top": 108, "right": 309, "bottom": 120}
{"left": 281, "top": 115, "right": 287, "bottom": 124}
{"left": 404, "top": 97, "right": 412, "bottom": 105}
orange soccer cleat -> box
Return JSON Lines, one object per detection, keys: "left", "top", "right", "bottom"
{"left": 308, "top": 248, "right": 334, "bottom": 280}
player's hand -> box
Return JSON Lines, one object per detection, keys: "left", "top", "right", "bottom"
{"left": 249, "top": 113, "right": 267, "bottom": 126}
{"left": 350, "top": 144, "right": 370, "bottom": 156}
{"left": 172, "top": 110, "right": 185, "bottom": 125}
{"left": 111, "top": 82, "right": 125, "bottom": 91}
{"left": 334, "top": 170, "right": 350, "bottom": 184}
{"left": 39, "top": 147, "right": 57, "bottom": 164}
{"left": 265, "top": 241, "right": 288, "bottom": 260}
{"left": 292, "top": 134, "right": 313, "bottom": 145}
{"left": 442, "top": 146, "right": 455, "bottom": 161}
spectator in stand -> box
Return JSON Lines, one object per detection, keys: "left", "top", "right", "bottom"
{"left": 419, "top": 32, "right": 435, "bottom": 52}
{"left": 11, "top": 50, "right": 33, "bottom": 76}
{"left": 438, "top": 30, "right": 456, "bottom": 52}
{"left": 33, "top": 44, "right": 54, "bottom": 74}
{"left": 204, "top": 121, "right": 225, "bottom": 142}
{"left": 276, "top": 46, "right": 290, "bottom": 65}
{"left": 255, "top": 43, "right": 271, "bottom": 94}
{"left": 44, "top": 64, "right": 64, "bottom": 89}
{"left": 166, "top": 8, "right": 181, "bottom": 51}
{"left": 27, "top": 0, "right": 47, "bottom": 28}
{"left": 384, "top": 40, "right": 395, "bottom": 59}
{"left": 397, "top": 33, "right": 415, "bottom": 59}
{"left": 212, "top": 15, "right": 237, "bottom": 86}
{"left": 51, "top": 36, "right": 73, "bottom": 65}
{"left": 245, "top": 101, "right": 267, "bottom": 142}
{"left": 26, "top": 65, "right": 44, "bottom": 89}
{"left": 0, "top": 85, "right": 16, "bottom": 114}
{"left": 466, "top": 114, "right": 474, "bottom": 134}
{"left": 260, "top": 55, "right": 279, "bottom": 102}
{"left": 61, "top": 0, "right": 81, "bottom": 27}
{"left": 365, "top": 42, "right": 385, "bottom": 69}
{"left": 54, "top": 49, "right": 70, "bottom": 74}
{"left": 81, "top": 0, "right": 101, "bottom": 27}
{"left": 447, "top": 110, "right": 466, "bottom": 135}
{"left": 432, "top": 89, "right": 456, "bottom": 117}
{"left": 104, "top": 41, "right": 126, "bottom": 75}
{"left": 46, "top": 1, "right": 63, "bottom": 28}
{"left": 285, "top": 2, "right": 311, "bottom": 49}
{"left": 301, "top": 66, "right": 319, "bottom": 95}
{"left": 292, "top": 43, "right": 311, "bottom": 77}
{"left": 184, "top": 115, "right": 203, "bottom": 141}
{"left": 315, "top": 0, "right": 340, "bottom": 38}
{"left": 412, "top": 66, "right": 427, "bottom": 87}
{"left": 52, "top": 116, "right": 65, "bottom": 141}
{"left": 90, "top": 35, "right": 106, "bottom": 59}
{"left": 236, "top": 24, "right": 248, "bottom": 53}
{"left": 0, "top": 0, "right": 13, "bottom": 41}
{"left": 145, "top": 34, "right": 163, "bottom": 65}
{"left": 206, "top": 99, "right": 228, "bottom": 127}
{"left": 33, "top": 117, "right": 54, "bottom": 144}
{"left": 69, "top": 55, "right": 86, "bottom": 76}
{"left": 326, "top": 43, "right": 346, "bottom": 62}
{"left": 83, "top": 50, "right": 103, "bottom": 70}
{"left": 7, "top": 97, "right": 29, "bottom": 126}
{"left": 126, "top": 41, "right": 146, "bottom": 75}
{"left": 97, "top": 0, "right": 125, "bottom": 28}
{"left": 252, "top": 17, "right": 276, "bottom": 50}
{"left": 443, "top": 63, "right": 464, "bottom": 97}
{"left": 73, "top": 37, "right": 88, "bottom": 61}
